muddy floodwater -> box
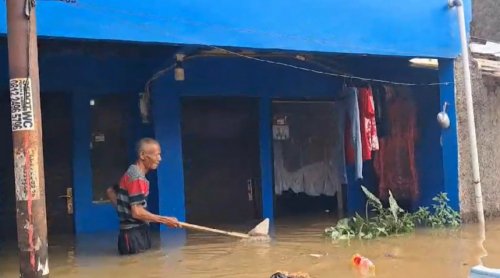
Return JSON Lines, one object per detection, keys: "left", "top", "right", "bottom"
{"left": 1, "top": 216, "right": 500, "bottom": 277}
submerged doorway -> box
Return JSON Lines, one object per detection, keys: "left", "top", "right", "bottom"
{"left": 0, "top": 93, "right": 75, "bottom": 239}
{"left": 42, "top": 93, "right": 75, "bottom": 235}
{"left": 181, "top": 98, "right": 261, "bottom": 225}
{"left": 272, "top": 101, "right": 343, "bottom": 219}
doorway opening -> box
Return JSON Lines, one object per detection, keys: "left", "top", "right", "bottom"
{"left": 272, "top": 101, "right": 343, "bottom": 219}
{"left": 181, "top": 97, "right": 261, "bottom": 225}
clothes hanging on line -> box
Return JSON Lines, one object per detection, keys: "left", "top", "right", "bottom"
{"left": 345, "top": 86, "right": 379, "bottom": 164}
{"left": 338, "top": 86, "right": 363, "bottom": 180}
{"left": 373, "top": 85, "right": 419, "bottom": 202}
{"left": 361, "top": 86, "right": 379, "bottom": 153}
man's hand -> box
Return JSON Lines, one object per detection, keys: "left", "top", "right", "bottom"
{"left": 160, "top": 216, "right": 180, "bottom": 228}
{"left": 130, "top": 205, "right": 180, "bottom": 227}
{"left": 106, "top": 185, "right": 118, "bottom": 208}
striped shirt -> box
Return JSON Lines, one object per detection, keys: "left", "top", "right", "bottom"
{"left": 116, "top": 164, "right": 149, "bottom": 230}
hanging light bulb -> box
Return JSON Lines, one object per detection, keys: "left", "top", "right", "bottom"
{"left": 175, "top": 53, "right": 185, "bottom": 81}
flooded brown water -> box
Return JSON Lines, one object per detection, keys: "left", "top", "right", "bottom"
{"left": 1, "top": 216, "right": 500, "bottom": 277}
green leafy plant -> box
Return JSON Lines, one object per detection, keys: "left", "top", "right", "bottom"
{"left": 413, "top": 193, "right": 461, "bottom": 228}
{"left": 324, "top": 187, "right": 461, "bottom": 240}
{"left": 325, "top": 186, "right": 414, "bottom": 240}
{"left": 324, "top": 218, "right": 355, "bottom": 240}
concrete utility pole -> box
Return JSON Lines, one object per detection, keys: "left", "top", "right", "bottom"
{"left": 6, "top": 0, "right": 49, "bottom": 277}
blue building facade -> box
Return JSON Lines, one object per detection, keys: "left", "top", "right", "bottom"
{"left": 0, "top": 0, "right": 470, "bottom": 234}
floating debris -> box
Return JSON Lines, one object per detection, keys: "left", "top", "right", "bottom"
{"left": 270, "top": 271, "right": 311, "bottom": 278}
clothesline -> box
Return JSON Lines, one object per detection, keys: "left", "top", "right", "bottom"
{"left": 207, "top": 46, "right": 452, "bottom": 87}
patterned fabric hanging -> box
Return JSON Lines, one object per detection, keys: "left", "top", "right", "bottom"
{"left": 374, "top": 86, "right": 419, "bottom": 202}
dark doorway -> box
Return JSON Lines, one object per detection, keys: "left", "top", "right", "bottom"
{"left": 0, "top": 93, "right": 16, "bottom": 240}
{"left": 42, "top": 93, "right": 75, "bottom": 235}
{"left": 0, "top": 93, "right": 76, "bottom": 239}
{"left": 272, "top": 101, "right": 341, "bottom": 219}
{"left": 89, "top": 95, "right": 130, "bottom": 203}
{"left": 181, "top": 98, "right": 261, "bottom": 225}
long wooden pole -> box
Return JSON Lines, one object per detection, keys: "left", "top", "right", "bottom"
{"left": 179, "top": 222, "right": 250, "bottom": 239}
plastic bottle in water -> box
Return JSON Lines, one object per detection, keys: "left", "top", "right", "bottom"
{"left": 352, "top": 253, "right": 376, "bottom": 276}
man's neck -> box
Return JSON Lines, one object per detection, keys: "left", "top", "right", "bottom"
{"left": 135, "top": 161, "right": 149, "bottom": 176}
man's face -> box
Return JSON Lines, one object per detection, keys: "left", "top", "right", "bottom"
{"left": 141, "top": 143, "right": 162, "bottom": 170}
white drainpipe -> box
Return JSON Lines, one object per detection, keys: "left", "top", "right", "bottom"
{"left": 447, "top": 2, "right": 496, "bottom": 275}
{"left": 448, "top": 0, "right": 485, "bottom": 225}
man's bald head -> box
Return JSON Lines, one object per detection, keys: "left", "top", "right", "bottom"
{"left": 136, "top": 138, "right": 159, "bottom": 158}
{"left": 136, "top": 138, "right": 162, "bottom": 170}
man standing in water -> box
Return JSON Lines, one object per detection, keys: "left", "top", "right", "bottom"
{"left": 107, "top": 138, "right": 180, "bottom": 255}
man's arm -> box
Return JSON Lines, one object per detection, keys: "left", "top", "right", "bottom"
{"left": 127, "top": 178, "right": 180, "bottom": 228}
{"left": 130, "top": 205, "right": 180, "bottom": 228}
{"left": 106, "top": 185, "right": 118, "bottom": 207}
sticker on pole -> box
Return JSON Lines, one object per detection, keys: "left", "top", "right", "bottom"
{"left": 10, "top": 78, "right": 35, "bottom": 131}
{"left": 14, "top": 147, "right": 40, "bottom": 201}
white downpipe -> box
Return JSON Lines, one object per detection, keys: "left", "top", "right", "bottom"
{"left": 448, "top": 1, "right": 490, "bottom": 272}
{"left": 449, "top": 0, "right": 485, "bottom": 225}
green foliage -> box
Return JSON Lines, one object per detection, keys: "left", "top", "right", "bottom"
{"left": 412, "top": 193, "right": 461, "bottom": 228}
{"left": 324, "top": 187, "right": 461, "bottom": 240}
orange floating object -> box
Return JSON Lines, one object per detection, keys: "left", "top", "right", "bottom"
{"left": 352, "top": 254, "right": 376, "bottom": 276}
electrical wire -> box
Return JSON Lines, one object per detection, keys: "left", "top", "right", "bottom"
{"left": 42, "top": 1, "right": 454, "bottom": 87}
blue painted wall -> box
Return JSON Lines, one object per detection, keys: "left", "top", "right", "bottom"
{"left": 150, "top": 56, "right": 346, "bottom": 223}
{"left": 438, "top": 59, "right": 460, "bottom": 211}
{"left": 47, "top": 43, "right": 177, "bottom": 233}
{"left": 0, "top": 39, "right": 452, "bottom": 232}
{"left": 0, "top": 40, "right": 179, "bottom": 233}
{"left": 152, "top": 54, "right": 447, "bottom": 216}
{"left": 155, "top": 56, "right": 344, "bottom": 98}
{"left": 151, "top": 86, "right": 187, "bottom": 231}
{"left": 0, "top": 0, "right": 471, "bottom": 58}
{"left": 414, "top": 86, "right": 446, "bottom": 210}
{"left": 71, "top": 92, "right": 163, "bottom": 233}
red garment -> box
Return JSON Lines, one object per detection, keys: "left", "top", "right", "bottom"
{"left": 362, "top": 87, "right": 379, "bottom": 152}
{"left": 345, "top": 87, "right": 379, "bottom": 163}
{"left": 374, "top": 86, "right": 419, "bottom": 202}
